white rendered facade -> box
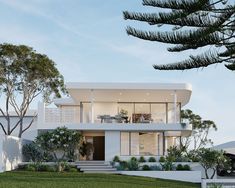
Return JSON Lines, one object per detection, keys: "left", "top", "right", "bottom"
{"left": 37, "top": 82, "right": 192, "bottom": 161}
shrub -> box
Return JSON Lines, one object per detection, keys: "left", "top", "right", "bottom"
{"left": 175, "top": 156, "right": 190, "bottom": 162}
{"left": 116, "top": 160, "right": 128, "bottom": 171}
{"left": 25, "top": 164, "right": 36, "bottom": 171}
{"left": 159, "top": 156, "right": 165, "bottom": 162}
{"left": 142, "top": 165, "right": 150, "bottom": 171}
{"left": 139, "top": 156, "right": 146, "bottom": 163}
{"left": 127, "top": 159, "right": 139, "bottom": 171}
{"left": 22, "top": 143, "right": 43, "bottom": 162}
{"left": 130, "top": 157, "right": 137, "bottom": 162}
{"left": 176, "top": 164, "right": 184, "bottom": 171}
{"left": 167, "top": 146, "right": 182, "bottom": 162}
{"left": 176, "top": 164, "right": 191, "bottom": 171}
{"left": 47, "top": 166, "right": 56, "bottom": 172}
{"left": 18, "top": 164, "right": 27, "bottom": 170}
{"left": 37, "top": 164, "right": 51, "bottom": 171}
{"left": 183, "top": 164, "right": 191, "bottom": 171}
{"left": 161, "top": 161, "right": 174, "bottom": 171}
{"left": 119, "top": 161, "right": 128, "bottom": 170}
{"left": 150, "top": 165, "right": 162, "bottom": 171}
{"left": 113, "top": 156, "right": 120, "bottom": 162}
{"left": 69, "top": 168, "right": 78, "bottom": 172}
{"left": 148, "top": 157, "right": 156, "bottom": 162}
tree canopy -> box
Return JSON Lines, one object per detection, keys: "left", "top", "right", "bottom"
{"left": 180, "top": 109, "right": 217, "bottom": 151}
{"left": 123, "top": 0, "right": 235, "bottom": 71}
{"left": 0, "top": 43, "right": 66, "bottom": 137}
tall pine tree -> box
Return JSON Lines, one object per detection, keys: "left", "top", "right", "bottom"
{"left": 123, "top": 0, "right": 235, "bottom": 71}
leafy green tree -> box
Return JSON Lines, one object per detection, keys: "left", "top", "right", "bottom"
{"left": 180, "top": 109, "right": 217, "bottom": 151}
{"left": 123, "top": 0, "right": 235, "bottom": 71}
{"left": 36, "top": 127, "right": 83, "bottom": 162}
{"left": 0, "top": 43, "right": 66, "bottom": 137}
{"left": 197, "top": 148, "right": 230, "bottom": 179}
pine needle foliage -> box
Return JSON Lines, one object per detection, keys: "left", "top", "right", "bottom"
{"left": 123, "top": 0, "right": 235, "bottom": 71}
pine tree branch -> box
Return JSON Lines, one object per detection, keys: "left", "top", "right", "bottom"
{"left": 142, "top": 0, "right": 213, "bottom": 11}
{"left": 153, "top": 51, "right": 222, "bottom": 70}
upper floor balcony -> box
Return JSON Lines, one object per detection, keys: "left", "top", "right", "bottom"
{"left": 37, "top": 82, "right": 192, "bottom": 135}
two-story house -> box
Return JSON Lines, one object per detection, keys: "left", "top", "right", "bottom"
{"left": 37, "top": 82, "right": 192, "bottom": 162}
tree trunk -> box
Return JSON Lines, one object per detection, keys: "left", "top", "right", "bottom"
{"left": 210, "top": 168, "right": 216, "bottom": 179}
{"left": 205, "top": 168, "right": 209, "bottom": 179}
{"left": 18, "top": 118, "right": 23, "bottom": 138}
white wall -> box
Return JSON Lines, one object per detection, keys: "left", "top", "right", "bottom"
{"left": 0, "top": 135, "right": 26, "bottom": 172}
{"left": 0, "top": 116, "right": 37, "bottom": 141}
{"left": 105, "top": 131, "right": 120, "bottom": 161}
{"left": 120, "top": 171, "right": 201, "bottom": 183}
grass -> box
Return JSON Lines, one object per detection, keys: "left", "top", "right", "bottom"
{"left": 0, "top": 171, "right": 200, "bottom": 188}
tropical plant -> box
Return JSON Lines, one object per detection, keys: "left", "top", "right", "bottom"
{"left": 167, "top": 146, "right": 183, "bottom": 162}
{"left": 80, "top": 142, "right": 94, "bottom": 160}
{"left": 127, "top": 158, "right": 139, "bottom": 171}
{"left": 123, "top": 0, "right": 235, "bottom": 71}
{"left": 0, "top": 43, "right": 66, "bottom": 137}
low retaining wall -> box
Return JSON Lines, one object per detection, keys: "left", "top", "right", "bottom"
{"left": 120, "top": 171, "right": 201, "bottom": 183}
{"left": 0, "top": 135, "right": 28, "bottom": 172}
{"left": 202, "top": 179, "right": 235, "bottom": 188}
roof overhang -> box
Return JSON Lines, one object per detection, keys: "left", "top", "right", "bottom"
{"left": 55, "top": 82, "right": 192, "bottom": 107}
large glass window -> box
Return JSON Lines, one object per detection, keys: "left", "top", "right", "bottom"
{"left": 121, "top": 132, "right": 163, "bottom": 156}
{"left": 133, "top": 103, "right": 151, "bottom": 123}
{"left": 130, "top": 132, "right": 139, "bottom": 155}
{"left": 118, "top": 103, "right": 134, "bottom": 123}
{"left": 151, "top": 104, "right": 166, "bottom": 123}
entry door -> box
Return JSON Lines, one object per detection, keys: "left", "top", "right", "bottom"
{"left": 93, "top": 136, "right": 105, "bottom": 160}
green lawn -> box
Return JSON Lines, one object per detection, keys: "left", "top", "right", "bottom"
{"left": 0, "top": 171, "right": 200, "bottom": 188}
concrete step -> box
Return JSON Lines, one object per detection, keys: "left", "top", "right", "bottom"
{"left": 80, "top": 168, "right": 116, "bottom": 171}
{"left": 77, "top": 163, "right": 109, "bottom": 166}
{"left": 84, "top": 171, "right": 118, "bottom": 174}
{"left": 79, "top": 166, "right": 114, "bottom": 169}
{"left": 76, "top": 161, "right": 105, "bottom": 164}
{"left": 77, "top": 161, "right": 117, "bottom": 174}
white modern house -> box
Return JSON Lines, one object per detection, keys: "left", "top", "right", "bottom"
{"left": 37, "top": 82, "right": 193, "bottom": 162}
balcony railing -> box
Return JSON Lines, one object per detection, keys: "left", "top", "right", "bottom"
{"left": 44, "top": 108, "right": 80, "bottom": 123}
{"left": 44, "top": 109, "right": 181, "bottom": 124}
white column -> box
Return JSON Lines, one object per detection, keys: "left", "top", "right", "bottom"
{"left": 90, "top": 89, "right": 94, "bottom": 123}
{"left": 173, "top": 90, "right": 177, "bottom": 123}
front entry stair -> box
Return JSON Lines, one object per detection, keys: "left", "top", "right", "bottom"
{"left": 77, "top": 161, "right": 117, "bottom": 173}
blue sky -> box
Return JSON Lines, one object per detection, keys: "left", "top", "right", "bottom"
{"left": 0, "top": 0, "right": 234, "bottom": 145}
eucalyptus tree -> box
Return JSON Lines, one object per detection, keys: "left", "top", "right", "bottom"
{"left": 0, "top": 43, "right": 66, "bottom": 137}
{"left": 123, "top": 0, "right": 235, "bottom": 71}
{"left": 180, "top": 109, "right": 217, "bottom": 151}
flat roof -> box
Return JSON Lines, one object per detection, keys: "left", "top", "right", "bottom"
{"left": 66, "top": 82, "right": 192, "bottom": 91}
{"left": 55, "top": 82, "right": 192, "bottom": 106}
